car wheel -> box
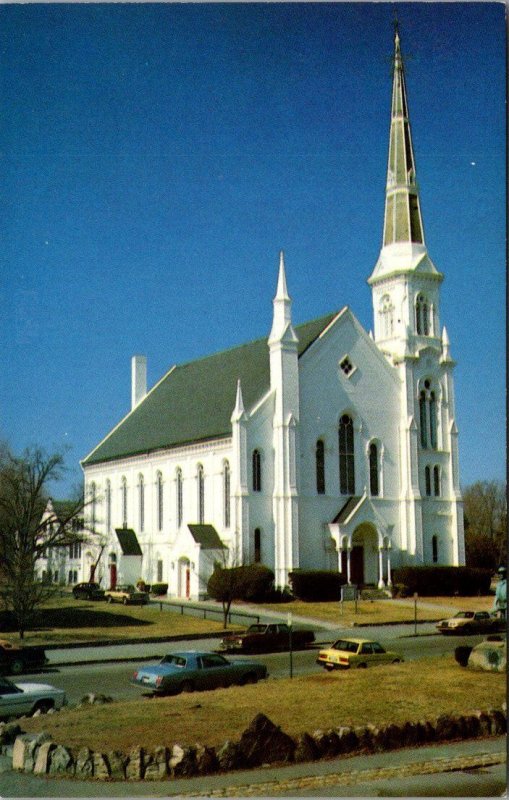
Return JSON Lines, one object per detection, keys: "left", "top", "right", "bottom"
{"left": 180, "top": 681, "right": 194, "bottom": 693}
{"left": 325, "top": 664, "right": 335, "bottom": 672}
{"left": 463, "top": 626, "right": 473, "bottom": 635}
{"left": 10, "top": 659, "right": 24, "bottom": 675}
{"left": 32, "top": 699, "right": 53, "bottom": 715}
{"left": 392, "top": 658, "right": 401, "bottom": 664}
{"left": 356, "top": 663, "right": 367, "bottom": 669}
{"left": 244, "top": 672, "right": 258, "bottom": 685}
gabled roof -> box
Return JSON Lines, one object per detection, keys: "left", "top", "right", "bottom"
{"left": 188, "top": 524, "right": 226, "bottom": 549}
{"left": 83, "top": 313, "right": 338, "bottom": 467}
{"left": 332, "top": 497, "right": 362, "bottom": 524}
{"left": 115, "top": 528, "right": 143, "bottom": 556}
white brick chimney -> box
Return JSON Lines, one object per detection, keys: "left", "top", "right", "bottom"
{"left": 131, "top": 355, "right": 147, "bottom": 410}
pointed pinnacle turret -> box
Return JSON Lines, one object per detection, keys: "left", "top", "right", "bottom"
{"left": 383, "top": 25, "right": 425, "bottom": 247}
{"left": 231, "top": 378, "right": 246, "bottom": 423}
{"left": 268, "top": 251, "right": 298, "bottom": 345}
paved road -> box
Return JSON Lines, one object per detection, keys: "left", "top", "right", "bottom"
{"left": 0, "top": 735, "right": 505, "bottom": 797}
{"left": 17, "top": 627, "right": 486, "bottom": 705}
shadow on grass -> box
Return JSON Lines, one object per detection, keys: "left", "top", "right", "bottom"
{"left": 1, "top": 607, "right": 152, "bottom": 633}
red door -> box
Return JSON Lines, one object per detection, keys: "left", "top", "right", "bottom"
{"left": 185, "top": 568, "right": 190, "bottom": 599}
{"left": 350, "top": 546, "right": 364, "bottom": 586}
{"left": 109, "top": 563, "right": 117, "bottom": 590}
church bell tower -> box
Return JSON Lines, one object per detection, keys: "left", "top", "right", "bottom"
{"left": 369, "top": 24, "right": 465, "bottom": 567}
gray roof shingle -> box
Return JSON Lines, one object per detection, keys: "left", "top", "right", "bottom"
{"left": 83, "top": 312, "right": 338, "bottom": 466}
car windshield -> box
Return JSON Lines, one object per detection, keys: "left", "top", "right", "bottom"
{"left": 454, "top": 612, "right": 474, "bottom": 618}
{"left": 331, "top": 640, "right": 360, "bottom": 653}
{"left": 0, "top": 677, "right": 20, "bottom": 694}
{"left": 160, "top": 655, "right": 187, "bottom": 667}
{"left": 246, "top": 625, "right": 268, "bottom": 633}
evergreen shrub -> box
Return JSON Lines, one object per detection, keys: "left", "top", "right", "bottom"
{"left": 392, "top": 566, "right": 492, "bottom": 597}
{"left": 150, "top": 583, "right": 168, "bottom": 596}
{"left": 288, "top": 570, "right": 346, "bottom": 601}
{"left": 207, "top": 565, "right": 274, "bottom": 603}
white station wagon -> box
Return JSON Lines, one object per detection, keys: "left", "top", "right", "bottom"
{"left": 0, "top": 676, "right": 67, "bottom": 719}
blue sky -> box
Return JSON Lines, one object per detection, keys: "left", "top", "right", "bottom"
{"left": 1, "top": 2, "right": 505, "bottom": 497}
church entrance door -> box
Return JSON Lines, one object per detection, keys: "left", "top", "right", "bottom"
{"left": 350, "top": 546, "right": 364, "bottom": 585}
{"left": 109, "top": 563, "right": 117, "bottom": 590}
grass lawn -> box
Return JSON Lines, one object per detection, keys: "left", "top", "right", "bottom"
{"left": 22, "top": 656, "right": 505, "bottom": 753}
{"left": 2, "top": 597, "right": 225, "bottom": 646}
{"left": 256, "top": 596, "right": 490, "bottom": 626}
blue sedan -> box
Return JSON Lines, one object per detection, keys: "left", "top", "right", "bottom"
{"left": 131, "top": 650, "right": 268, "bottom": 695}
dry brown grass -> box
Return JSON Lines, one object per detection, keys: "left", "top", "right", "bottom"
{"left": 22, "top": 656, "right": 505, "bottom": 752}
{"left": 6, "top": 597, "right": 225, "bottom": 646}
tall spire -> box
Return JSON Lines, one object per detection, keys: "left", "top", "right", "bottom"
{"left": 382, "top": 24, "right": 425, "bottom": 248}
{"left": 268, "top": 251, "right": 297, "bottom": 345}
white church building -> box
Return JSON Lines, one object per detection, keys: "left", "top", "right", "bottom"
{"left": 81, "top": 27, "right": 465, "bottom": 599}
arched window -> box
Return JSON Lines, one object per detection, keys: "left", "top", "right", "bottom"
{"left": 156, "top": 472, "right": 163, "bottom": 531}
{"left": 105, "top": 480, "right": 111, "bottom": 533}
{"left": 416, "top": 294, "right": 429, "bottom": 335}
{"left": 379, "top": 294, "right": 394, "bottom": 339}
{"left": 90, "top": 482, "right": 97, "bottom": 531}
{"left": 369, "top": 442, "right": 379, "bottom": 496}
{"left": 425, "top": 466, "right": 431, "bottom": 496}
{"left": 252, "top": 450, "right": 262, "bottom": 492}
{"left": 254, "top": 528, "right": 261, "bottom": 563}
{"left": 433, "top": 465, "right": 441, "bottom": 497}
{"left": 429, "top": 392, "right": 437, "bottom": 449}
{"left": 316, "top": 440, "right": 325, "bottom": 494}
{"left": 138, "top": 474, "right": 145, "bottom": 532}
{"left": 176, "top": 468, "right": 183, "bottom": 528}
{"left": 197, "top": 465, "right": 204, "bottom": 524}
{"left": 432, "top": 535, "right": 438, "bottom": 563}
{"left": 223, "top": 461, "right": 231, "bottom": 528}
{"left": 121, "top": 477, "right": 127, "bottom": 527}
{"left": 419, "top": 380, "right": 438, "bottom": 450}
{"left": 339, "top": 414, "right": 355, "bottom": 495}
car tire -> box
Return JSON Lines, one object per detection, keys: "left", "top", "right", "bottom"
{"left": 10, "top": 659, "right": 24, "bottom": 675}
{"left": 325, "top": 664, "right": 335, "bottom": 672}
{"left": 463, "top": 626, "right": 473, "bottom": 635}
{"left": 392, "top": 658, "right": 401, "bottom": 664}
{"left": 32, "top": 699, "right": 53, "bottom": 715}
{"left": 244, "top": 672, "right": 258, "bottom": 685}
{"left": 180, "top": 681, "right": 194, "bottom": 693}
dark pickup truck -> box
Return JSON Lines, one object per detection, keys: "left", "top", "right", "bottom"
{"left": 220, "top": 622, "right": 315, "bottom": 654}
{"left": 0, "top": 639, "right": 49, "bottom": 675}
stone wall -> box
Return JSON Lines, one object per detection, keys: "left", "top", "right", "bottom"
{"left": 0, "top": 705, "right": 506, "bottom": 782}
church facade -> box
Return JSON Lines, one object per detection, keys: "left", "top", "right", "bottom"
{"left": 81, "top": 28, "right": 465, "bottom": 599}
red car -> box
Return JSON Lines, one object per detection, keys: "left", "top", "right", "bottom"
{"left": 220, "top": 622, "right": 315, "bottom": 653}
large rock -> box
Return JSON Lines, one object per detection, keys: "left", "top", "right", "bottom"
{"left": 143, "top": 746, "right": 169, "bottom": 780}
{"left": 126, "top": 746, "right": 144, "bottom": 780}
{"left": 337, "top": 726, "right": 359, "bottom": 754}
{"left": 12, "top": 733, "right": 51, "bottom": 772}
{"left": 33, "top": 741, "right": 56, "bottom": 775}
{"left": 293, "top": 732, "right": 319, "bottom": 763}
{"left": 169, "top": 744, "right": 197, "bottom": 777}
{"left": 107, "top": 750, "right": 128, "bottom": 780}
{"left": 48, "top": 744, "right": 74, "bottom": 775}
{"left": 93, "top": 752, "right": 111, "bottom": 780}
{"left": 312, "top": 729, "right": 341, "bottom": 758}
{"left": 216, "top": 740, "right": 242, "bottom": 771}
{"left": 0, "top": 722, "right": 22, "bottom": 747}
{"left": 195, "top": 743, "right": 218, "bottom": 775}
{"left": 468, "top": 639, "right": 507, "bottom": 673}
{"left": 238, "top": 713, "right": 295, "bottom": 767}
{"left": 75, "top": 747, "right": 94, "bottom": 778}
{"left": 435, "top": 715, "right": 461, "bottom": 741}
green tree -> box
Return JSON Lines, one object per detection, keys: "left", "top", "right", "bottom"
{"left": 0, "top": 446, "right": 91, "bottom": 638}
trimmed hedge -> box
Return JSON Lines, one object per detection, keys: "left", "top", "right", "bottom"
{"left": 392, "top": 566, "right": 492, "bottom": 597}
{"left": 207, "top": 565, "right": 275, "bottom": 603}
{"left": 288, "top": 570, "right": 347, "bottom": 601}
{"left": 150, "top": 583, "right": 168, "bottom": 596}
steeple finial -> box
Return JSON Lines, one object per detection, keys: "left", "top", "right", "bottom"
{"left": 382, "top": 23, "right": 425, "bottom": 248}
{"left": 231, "top": 378, "right": 246, "bottom": 423}
{"left": 269, "top": 251, "right": 297, "bottom": 345}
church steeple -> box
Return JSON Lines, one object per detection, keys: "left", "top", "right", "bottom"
{"left": 383, "top": 23, "right": 424, "bottom": 248}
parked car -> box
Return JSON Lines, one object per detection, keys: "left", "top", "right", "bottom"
{"left": 436, "top": 610, "right": 503, "bottom": 636}
{"left": 104, "top": 584, "right": 149, "bottom": 605}
{"left": 0, "top": 675, "right": 66, "bottom": 719}
{"left": 0, "top": 640, "right": 49, "bottom": 676}
{"left": 72, "top": 582, "right": 105, "bottom": 601}
{"left": 316, "top": 638, "right": 403, "bottom": 670}
{"left": 220, "top": 622, "right": 315, "bottom": 653}
{"left": 132, "top": 650, "right": 268, "bottom": 695}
